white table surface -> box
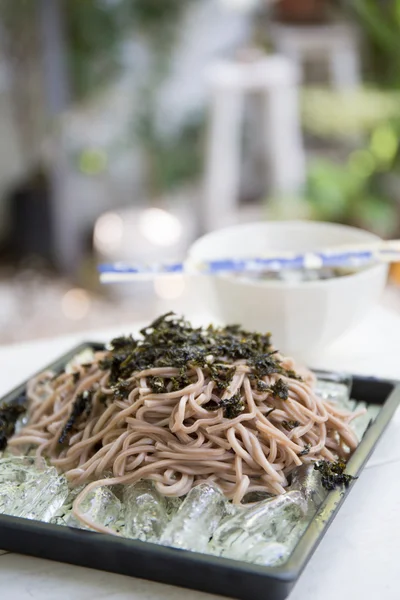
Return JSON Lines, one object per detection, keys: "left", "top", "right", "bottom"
{"left": 1, "top": 305, "right": 400, "bottom": 600}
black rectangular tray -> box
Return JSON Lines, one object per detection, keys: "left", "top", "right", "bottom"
{"left": 0, "top": 343, "right": 399, "bottom": 600}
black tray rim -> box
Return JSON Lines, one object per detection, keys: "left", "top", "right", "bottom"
{"left": 0, "top": 342, "right": 399, "bottom": 599}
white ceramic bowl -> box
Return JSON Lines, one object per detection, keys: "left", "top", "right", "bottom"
{"left": 187, "top": 221, "right": 388, "bottom": 357}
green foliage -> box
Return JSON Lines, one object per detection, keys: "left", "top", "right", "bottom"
{"left": 138, "top": 115, "right": 205, "bottom": 194}
{"left": 0, "top": 0, "right": 36, "bottom": 27}
{"left": 65, "top": 0, "right": 129, "bottom": 99}
{"left": 305, "top": 118, "right": 400, "bottom": 237}
{"left": 128, "top": 0, "right": 191, "bottom": 49}
{"left": 349, "top": 0, "right": 400, "bottom": 87}
{"left": 301, "top": 87, "right": 400, "bottom": 138}
{"left": 65, "top": 0, "right": 192, "bottom": 99}
{"left": 64, "top": 0, "right": 202, "bottom": 194}
{"left": 126, "top": 0, "right": 199, "bottom": 196}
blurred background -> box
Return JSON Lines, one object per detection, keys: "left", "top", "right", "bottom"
{"left": 0, "top": 0, "right": 400, "bottom": 344}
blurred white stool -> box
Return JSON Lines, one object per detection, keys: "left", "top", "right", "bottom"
{"left": 269, "top": 22, "right": 361, "bottom": 90}
{"left": 203, "top": 54, "right": 305, "bottom": 232}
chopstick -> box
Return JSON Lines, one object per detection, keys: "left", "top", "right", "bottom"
{"left": 98, "top": 240, "right": 400, "bottom": 283}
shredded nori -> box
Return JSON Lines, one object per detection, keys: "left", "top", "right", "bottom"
{"left": 203, "top": 393, "right": 245, "bottom": 419}
{"left": 220, "top": 393, "right": 245, "bottom": 419}
{"left": 0, "top": 402, "right": 26, "bottom": 451}
{"left": 111, "top": 380, "right": 132, "bottom": 399}
{"left": 314, "top": 459, "right": 356, "bottom": 490}
{"left": 93, "top": 313, "right": 303, "bottom": 424}
{"left": 58, "top": 389, "right": 93, "bottom": 444}
{"left": 282, "top": 419, "right": 300, "bottom": 431}
{"left": 203, "top": 400, "right": 219, "bottom": 412}
{"left": 248, "top": 351, "right": 281, "bottom": 378}
{"left": 98, "top": 392, "right": 109, "bottom": 404}
{"left": 299, "top": 443, "right": 311, "bottom": 456}
{"left": 209, "top": 364, "right": 236, "bottom": 391}
{"left": 256, "top": 379, "right": 270, "bottom": 392}
{"left": 99, "top": 313, "right": 300, "bottom": 388}
{"left": 170, "top": 374, "right": 191, "bottom": 391}
{"left": 285, "top": 369, "right": 303, "bottom": 381}
{"left": 148, "top": 376, "right": 168, "bottom": 394}
{"left": 269, "top": 379, "right": 289, "bottom": 401}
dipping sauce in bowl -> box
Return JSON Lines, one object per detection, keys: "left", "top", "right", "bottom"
{"left": 187, "top": 221, "right": 388, "bottom": 358}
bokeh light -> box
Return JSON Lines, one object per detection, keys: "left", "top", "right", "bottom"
{"left": 370, "top": 124, "right": 398, "bottom": 164}
{"left": 94, "top": 212, "right": 124, "bottom": 254}
{"left": 79, "top": 148, "right": 108, "bottom": 175}
{"left": 139, "top": 208, "right": 182, "bottom": 247}
{"left": 61, "top": 288, "right": 91, "bottom": 320}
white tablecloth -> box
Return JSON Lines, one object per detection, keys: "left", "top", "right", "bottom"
{"left": 1, "top": 305, "right": 399, "bottom": 600}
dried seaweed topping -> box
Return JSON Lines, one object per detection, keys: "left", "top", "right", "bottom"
{"left": 111, "top": 380, "right": 132, "bottom": 399}
{"left": 282, "top": 420, "right": 300, "bottom": 431}
{"left": 170, "top": 374, "right": 191, "bottom": 391}
{"left": 299, "top": 443, "right": 311, "bottom": 456}
{"left": 256, "top": 379, "right": 269, "bottom": 392}
{"left": 98, "top": 313, "right": 301, "bottom": 389}
{"left": 269, "top": 379, "right": 289, "bottom": 401}
{"left": 209, "top": 364, "right": 236, "bottom": 391}
{"left": 265, "top": 407, "right": 276, "bottom": 417}
{"left": 0, "top": 402, "right": 26, "bottom": 451}
{"left": 220, "top": 393, "right": 245, "bottom": 419}
{"left": 148, "top": 376, "right": 168, "bottom": 394}
{"left": 248, "top": 351, "right": 281, "bottom": 378}
{"left": 59, "top": 389, "right": 93, "bottom": 444}
{"left": 314, "top": 459, "right": 356, "bottom": 490}
{"left": 285, "top": 369, "right": 303, "bottom": 381}
{"left": 203, "top": 392, "right": 245, "bottom": 419}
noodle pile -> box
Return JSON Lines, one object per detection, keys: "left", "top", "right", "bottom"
{"left": 9, "top": 313, "right": 363, "bottom": 533}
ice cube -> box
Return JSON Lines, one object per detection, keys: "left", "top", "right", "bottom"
{"left": 49, "top": 483, "right": 85, "bottom": 525}
{"left": 0, "top": 457, "right": 36, "bottom": 513}
{"left": 160, "top": 483, "right": 228, "bottom": 552}
{"left": 0, "top": 456, "right": 45, "bottom": 485}
{"left": 166, "top": 496, "right": 183, "bottom": 517}
{"left": 289, "top": 464, "right": 327, "bottom": 514}
{"left": 350, "top": 401, "right": 378, "bottom": 441}
{"left": 123, "top": 481, "right": 169, "bottom": 542}
{"left": 315, "top": 372, "right": 353, "bottom": 410}
{"left": 20, "top": 470, "right": 68, "bottom": 522}
{"left": 248, "top": 518, "right": 310, "bottom": 566}
{"left": 209, "top": 490, "right": 306, "bottom": 561}
{"left": 0, "top": 457, "right": 68, "bottom": 522}
{"left": 316, "top": 374, "right": 381, "bottom": 442}
{"left": 50, "top": 515, "right": 67, "bottom": 526}
{"left": 242, "top": 491, "right": 272, "bottom": 504}
{"left": 66, "top": 486, "right": 122, "bottom": 531}
{"left": 0, "top": 482, "right": 20, "bottom": 513}
{"left": 244, "top": 540, "right": 288, "bottom": 566}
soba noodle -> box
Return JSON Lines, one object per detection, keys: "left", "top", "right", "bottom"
{"left": 9, "top": 313, "right": 363, "bottom": 534}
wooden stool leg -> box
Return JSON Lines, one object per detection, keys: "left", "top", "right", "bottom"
{"left": 202, "top": 87, "right": 243, "bottom": 232}
{"left": 265, "top": 84, "right": 306, "bottom": 196}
